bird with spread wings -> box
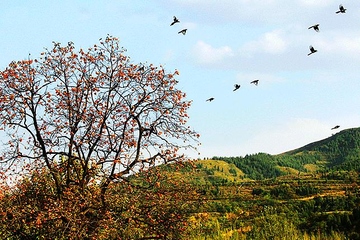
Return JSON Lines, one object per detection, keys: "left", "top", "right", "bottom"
{"left": 308, "top": 24, "right": 320, "bottom": 32}
{"left": 336, "top": 4, "right": 346, "bottom": 14}
{"left": 170, "top": 16, "right": 179, "bottom": 26}
{"left": 308, "top": 45, "right": 317, "bottom": 56}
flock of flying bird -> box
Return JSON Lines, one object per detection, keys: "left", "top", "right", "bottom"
{"left": 170, "top": 16, "right": 260, "bottom": 102}
{"left": 307, "top": 4, "right": 347, "bottom": 130}
{"left": 170, "top": 4, "right": 347, "bottom": 130}
{"left": 307, "top": 4, "right": 347, "bottom": 56}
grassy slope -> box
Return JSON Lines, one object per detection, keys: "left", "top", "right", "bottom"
{"left": 192, "top": 160, "right": 247, "bottom": 185}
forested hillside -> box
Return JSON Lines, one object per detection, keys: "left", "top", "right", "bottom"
{"left": 209, "top": 127, "right": 360, "bottom": 180}
{"left": 286, "top": 127, "right": 360, "bottom": 171}
{"left": 186, "top": 127, "right": 360, "bottom": 239}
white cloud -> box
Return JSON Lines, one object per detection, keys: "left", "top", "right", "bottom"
{"left": 241, "top": 118, "right": 332, "bottom": 155}
{"left": 241, "top": 30, "right": 288, "bottom": 54}
{"left": 190, "top": 30, "right": 289, "bottom": 70}
{"left": 195, "top": 118, "right": 333, "bottom": 158}
{"left": 317, "top": 36, "right": 360, "bottom": 55}
{"left": 192, "top": 40, "right": 234, "bottom": 66}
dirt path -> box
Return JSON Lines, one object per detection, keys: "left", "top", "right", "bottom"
{"left": 284, "top": 190, "right": 346, "bottom": 202}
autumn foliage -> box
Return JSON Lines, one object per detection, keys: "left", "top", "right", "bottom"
{"left": 0, "top": 36, "right": 200, "bottom": 239}
{"left": 0, "top": 162, "right": 200, "bottom": 239}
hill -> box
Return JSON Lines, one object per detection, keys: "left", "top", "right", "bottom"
{"left": 196, "top": 127, "right": 360, "bottom": 181}
{"left": 127, "top": 128, "right": 360, "bottom": 239}
{"left": 183, "top": 127, "right": 360, "bottom": 239}
{"left": 283, "top": 127, "right": 360, "bottom": 171}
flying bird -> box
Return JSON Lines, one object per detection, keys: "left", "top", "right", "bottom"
{"left": 250, "top": 80, "right": 259, "bottom": 86}
{"left": 233, "top": 84, "right": 241, "bottom": 91}
{"left": 308, "top": 24, "right": 320, "bottom": 32}
{"left": 206, "top": 97, "right": 214, "bottom": 102}
{"left": 170, "top": 16, "right": 180, "bottom": 26}
{"left": 178, "top": 29, "right": 187, "bottom": 35}
{"left": 308, "top": 45, "right": 317, "bottom": 56}
{"left": 331, "top": 125, "right": 340, "bottom": 130}
{"left": 336, "top": 4, "right": 346, "bottom": 14}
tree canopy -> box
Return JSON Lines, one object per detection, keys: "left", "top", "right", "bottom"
{"left": 0, "top": 36, "right": 200, "bottom": 239}
{"left": 0, "top": 35, "right": 199, "bottom": 189}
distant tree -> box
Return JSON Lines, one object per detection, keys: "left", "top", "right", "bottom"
{"left": 270, "top": 184, "right": 295, "bottom": 199}
{"left": 0, "top": 35, "right": 200, "bottom": 239}
{"left": 252, "top": 187, "right": 267, "bottom": 196}
{"left": 219, "top": 153, "right": 283, "bottom": 180}
{"left": 295, "top": 184, "right": 320, "bottom": 196}
{"left": 229, "top": 168, "right": 237, "bottom": 176}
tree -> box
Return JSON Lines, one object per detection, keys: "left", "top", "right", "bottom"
{"left": 0, "top": 35, "right": 200, "bottom": 239}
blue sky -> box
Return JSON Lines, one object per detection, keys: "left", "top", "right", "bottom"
{"left": 1, "top": 0, "right": 360, "bottom": 159}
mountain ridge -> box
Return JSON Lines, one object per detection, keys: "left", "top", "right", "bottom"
{"left": 282, "top": 127, "right": 360, "bottom": 155}
{"left": 199, "top": 127, "right": 360, "bottom": 181}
